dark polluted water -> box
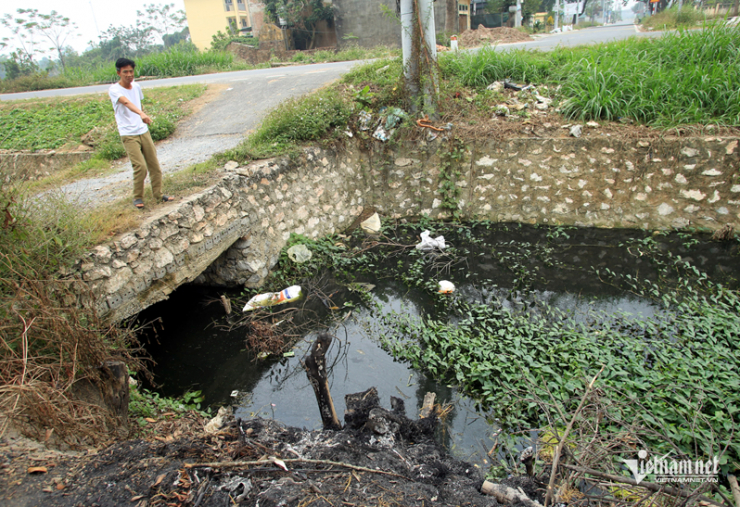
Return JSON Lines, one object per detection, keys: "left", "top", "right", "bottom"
{"left": 137, "top": 223, "right": 739, "bottom": 466}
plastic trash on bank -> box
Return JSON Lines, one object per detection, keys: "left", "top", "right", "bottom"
{"left": 287, "top": 244, "right": 312, "bottom": 263}
{"left": 415, "top": 230, "right": 446, "bottom": 252}
{"left": 373, "top": 125, "right": 389, "bottom": 142}
{"left": 438, "top": 281, "right": 455, "bottom": 294}
{"left": 384, "top": 107, "right": 407, "bottom": 130}
{"left": 360, "top": 212, "right": 381, "bottom": 234}
{"left": 358, "top": 110, "right": 373, "bottom": 130}
{"left": 243, "top": 285, "right": 302, "bottom": 312}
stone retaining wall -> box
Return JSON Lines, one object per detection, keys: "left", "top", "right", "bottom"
{"left": 75, "top": 136, "right": 740, "bottom": 322}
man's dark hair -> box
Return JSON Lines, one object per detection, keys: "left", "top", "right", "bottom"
{"left": 115, "top": 57, "right": 136, "bottom": 70}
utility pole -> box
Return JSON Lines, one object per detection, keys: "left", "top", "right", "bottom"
{"left": 400, "top": 0, "right": 419, "bottom": 102}
{"left": 554, "top": 0, "right": 560, "bottom": 30}
{"left": 400, "top": 0, "right": 439, "bottom": 115}
{"left": 515, "top": 0, "right": 522, "bottom": 27}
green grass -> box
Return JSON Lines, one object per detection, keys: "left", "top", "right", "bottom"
{"left": 0, "top": 84, "right": 206, "bottom": 153}
{"left": 438, "top": 24, "right": 740, "bottom": 126}
{"left": 220, "top": 85, "right": 353, "bottom": 163}
{"left": 642, "top": 6, "right": 706, "bottom": 30}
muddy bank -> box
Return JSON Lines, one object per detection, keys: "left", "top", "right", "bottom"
{"left": 1, "top": 391, "right": 537, "bottom": 507}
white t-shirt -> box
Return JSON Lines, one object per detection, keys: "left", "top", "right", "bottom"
{"left": 108, "top": 82, "right": 149, "bottom": 136}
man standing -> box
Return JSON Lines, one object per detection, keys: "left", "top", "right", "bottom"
{"left": 108, "top": 57, "right": 174, "bottom": 209}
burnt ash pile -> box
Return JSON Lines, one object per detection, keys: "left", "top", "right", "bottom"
{"left": 3, "top": 389, "right": 541, "bottom": 507}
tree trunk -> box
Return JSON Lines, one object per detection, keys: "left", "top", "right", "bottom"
{"left": 733, "top": 0, "right": 739, "bottom": 17}
{"left": 445, "top": 0, "right": 458, "bottom": 34}
{"left": 303, "top": 333, "right": 341, "bottom": 430}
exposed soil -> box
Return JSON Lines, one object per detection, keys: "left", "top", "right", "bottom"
{"left": 459, "top": 27, "right": 533, "bottom": 48}
{"left": 0, "top": 391, "right": 542, "bottom": 507}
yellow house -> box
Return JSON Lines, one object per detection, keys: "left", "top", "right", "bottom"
{"left": 183, "top": 0, "right": 255, "bottom": 51}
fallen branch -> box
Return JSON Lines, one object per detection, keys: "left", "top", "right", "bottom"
{"left": 184, "top": 458, "right": 409, "bottom": 479}
{"left": 481, "top": 480, "right": 544, "bottom": 507}
{"left": 561, "top": 464, "right": 726, "bottom": 507}
{"left": 729, "top": 474, "right": 740, "bottom": 507}
{"left": 544, "top": 365, "right": 604, "bottom": 507}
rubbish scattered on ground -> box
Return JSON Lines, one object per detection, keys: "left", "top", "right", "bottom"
{"left": 487, "top": 81, "right": 504, "bottom": 92}
{"left": 360, "top": 212, "right": 381, "bottom": 234}
{"left": 569, "top": 125, "right": 583, "bottom": 138}
{"left": 535, "top": 103, "right": 548, "bottom": 111}
{"left": 373, "top": 125, "right": 390, "bottom": 142}
{"left": 218, "top": 476, "right": 252, "bottom": 502}
{"left": 535, "top": 95, "right": 552, "bottom": 105}
{"left": 494, "top": 104, "right": 510, "bottom": 116}
{"left": 375, "top": 64, "right": 390, "bottom": 74}
{"left": 287, "top": 244, "right": 312, "bottom": 263}
{"left": 204, "top": 406, "right": 231, "bottom": 434}
{"left": 586, "top": 121, "right": 600, "bottom": 128}
{"left": 344, "top": 128, "right": 354, "bottom": 138}
{"left": 438, "top": 280, "right": 455, "bottom": 294}
{"left": 283, "top": 351, "right": 295, "bottom": 358}
{"left": 504, "top": 81, "right": 532, "bottom": 92}
{"left": 384, "top": 107, "right": 407, "bottom": 130}
{"left": 417, "top": 115, "right": 445, "bottom": 132}
{"left": 416, "top": 230, "right": 446, "bottom": 252}
{"left": 243, "top": 285, "right": 302, "bottom": 312}
{"left": 27, "top": 466, "right": 47, "bottom": 474}
{"left": 358, "top": 111, "right": 373, "bottom": 131}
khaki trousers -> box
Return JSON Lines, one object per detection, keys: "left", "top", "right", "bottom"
{"left": 121, "top": 131, "right": 163, "bottom": 201}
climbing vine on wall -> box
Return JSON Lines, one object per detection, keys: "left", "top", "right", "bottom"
{"left": 437, "top": 137, "right": 466, "bottom": 220}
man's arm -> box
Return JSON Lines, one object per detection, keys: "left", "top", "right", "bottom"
{"left": 117, "top": 95, "right": 152, "bottom": 125}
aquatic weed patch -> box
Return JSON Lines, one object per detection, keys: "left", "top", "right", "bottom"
{"left": 372, "top": 223, "right": 740, "bottom": 472}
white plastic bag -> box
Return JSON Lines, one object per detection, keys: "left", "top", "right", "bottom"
{"left": 287, "top": 244, "right": 312, "bottom": 263}
{"left": 415, "top": 230, "right": 446, "bottom": 252}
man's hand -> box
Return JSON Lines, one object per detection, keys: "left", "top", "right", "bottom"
{"left": 140, "top": 112, "right": 152, "bottom": 124}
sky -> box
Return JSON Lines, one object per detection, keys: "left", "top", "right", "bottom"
{"left": 0, "top": 0, "right": 187, "bottom": 56}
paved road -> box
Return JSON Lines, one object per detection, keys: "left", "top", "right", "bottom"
{"left": 494, "top": 23, "right": 662, "bottom": 52}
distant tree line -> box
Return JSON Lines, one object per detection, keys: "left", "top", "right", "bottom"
{"left": 0, "top": 3, "right": 189, "bottom": 81}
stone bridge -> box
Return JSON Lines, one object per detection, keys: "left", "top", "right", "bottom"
{"left": 74, "top": 136, "right": 740, "bottom": 322}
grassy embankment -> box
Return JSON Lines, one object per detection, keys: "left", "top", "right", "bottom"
{"left": 221, "top": 24, "right": 740, "bottom": 165}
{"left": 0, "top": 44, "right": 400, "bottom": 95}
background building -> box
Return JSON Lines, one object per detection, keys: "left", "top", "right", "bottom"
{"left": 183, "top": 0, "right": 256, "bottom": 50}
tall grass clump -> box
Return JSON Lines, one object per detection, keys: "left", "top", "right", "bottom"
{"left": 223, "top": 86, "right": 352, "bottom": 162}
{"left": 440, "top": 47, "right": 553, "bottom": 88}
{"left": 0, "top": 186, "right": 142, "bottom": 445}
{"left": 559, "top": 25, "right": 740, "bottom": 125}
{"left": 642, "top": 5, "right": 706, "bottom": 30}
{"left": 137, "top": 47, "right": 235, "bottom": 77}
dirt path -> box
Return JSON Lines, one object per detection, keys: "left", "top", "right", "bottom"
{"left": 52, "top": 62, "right": 358, "bottom": 208}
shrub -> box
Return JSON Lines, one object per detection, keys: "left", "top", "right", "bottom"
{"left": 251, "top": 86, "right": 352, "bottom": 145}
